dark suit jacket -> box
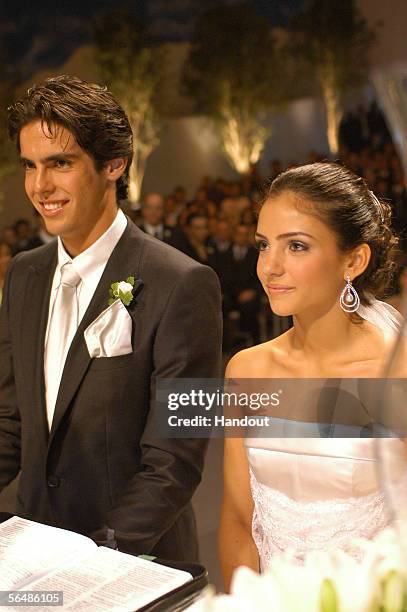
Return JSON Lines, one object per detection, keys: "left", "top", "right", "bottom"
{"left": 138, "top": 223, "right": 175, "bottom": 244}
{"left": 0, "top": 218, "right": 222, "bottom": 560}
{"left": 213, "top": 245, "right": 261, "bottom": 304}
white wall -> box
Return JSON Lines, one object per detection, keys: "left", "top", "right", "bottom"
{"left": 141, "top": 99, "right": 330, "bottom": 198}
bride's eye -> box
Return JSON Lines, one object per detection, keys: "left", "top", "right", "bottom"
{"left": 255, "top": 239, "right": 269, "bottom": 252}
{"left": 289, "top": 241, "right": 309, "bottom": 252}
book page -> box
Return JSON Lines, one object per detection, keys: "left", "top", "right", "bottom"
{"left": 24, "top": 546, "right": 193, "bottom": 611}
{"left": 0, "top": 517, "right": 96, "bottom": 591}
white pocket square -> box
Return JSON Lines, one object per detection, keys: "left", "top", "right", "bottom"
{"left": 84, "top": 299, "right": 133, "bottom": 358}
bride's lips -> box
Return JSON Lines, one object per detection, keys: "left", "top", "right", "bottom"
{"left": 266, "top": 284, "right": 295, "bottom": 295}
{"left": 39, "top": 200, "right": 69, "bottom": 217}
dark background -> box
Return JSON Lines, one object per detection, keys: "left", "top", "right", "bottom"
{"left": 1, "top": 0, "right": 305, "bottom": 81}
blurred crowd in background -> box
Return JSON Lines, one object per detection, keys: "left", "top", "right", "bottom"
{"left": 1, "top": 101, "right": 407, "bottom": 350}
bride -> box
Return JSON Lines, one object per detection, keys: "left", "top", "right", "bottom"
{"left": 219, "top": 162, "right": 404, "bottom": 590}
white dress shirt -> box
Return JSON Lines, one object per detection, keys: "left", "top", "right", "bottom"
{"left": 143, "top": 221, "right": 164, "bottom": 240}
{"left": 44, "top": 208, "right": 128, "bottom": 428}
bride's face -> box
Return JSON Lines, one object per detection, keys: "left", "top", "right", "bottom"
{"left": 256, "top": 191, "right": 347, "bottom": 317}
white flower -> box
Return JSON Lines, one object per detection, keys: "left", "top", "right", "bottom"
{"left": 309, "top": 546, "right": 377, "bottom": 612}
{"left": 117, "top": 281, "right": 133, "bottom": 293}
{"left": 261, "top": 553, "right": 323, "bottom": 611}
{"left": 193, "top": 527, "right": 407, "bottom": 612}
{"left": 108, "top": 276, "right": 135, "bottom": 307}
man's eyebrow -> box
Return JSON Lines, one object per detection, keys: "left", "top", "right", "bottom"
{"left": 19, "top": 153, "right": 79, "bottom": 164}
{"left": 255, "top": 231, "right": 315, "bottom": 240}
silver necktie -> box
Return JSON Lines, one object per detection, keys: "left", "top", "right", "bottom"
{"left": 44, "top": 262, "right": 81, "bottom": 428}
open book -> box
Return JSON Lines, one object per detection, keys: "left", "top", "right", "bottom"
{"left": 0, "top": 516, "right": 194, "bottom": 611}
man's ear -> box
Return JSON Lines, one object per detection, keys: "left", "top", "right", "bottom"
{"left": 344, "top": 243, "right": 371, "bottom": 280}
{"left": 105, "top": 158, "right": 127, "bottom": 180}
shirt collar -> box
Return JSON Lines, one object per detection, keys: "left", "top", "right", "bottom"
{"left": 56, "top": 209, "right": 128, "bottom": 285}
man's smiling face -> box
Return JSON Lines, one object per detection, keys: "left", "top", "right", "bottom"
{"left": 19, "top": 120, "right": 117, "bottom": 256}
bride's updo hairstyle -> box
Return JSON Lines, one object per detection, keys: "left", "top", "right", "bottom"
{"left": 264, "top": 162, "right": 397, "bottom": 306}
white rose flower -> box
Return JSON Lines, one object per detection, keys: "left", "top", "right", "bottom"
{"left": 117, "top": 281, "right": 133, "bottom": 293}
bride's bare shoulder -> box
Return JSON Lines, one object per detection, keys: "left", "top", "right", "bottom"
{"left": 225, "top": 330, "right": 292, "bottom": 378}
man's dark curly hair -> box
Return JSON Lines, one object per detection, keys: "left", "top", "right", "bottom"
{"left": 7, "top": 75, "right": 133, "bottom": 202}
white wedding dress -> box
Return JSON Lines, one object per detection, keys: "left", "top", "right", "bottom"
{"left": 247, "top": 437, "right": 391, "bottom": 569}
{"left": 245, "top": 301, "right": 404, "bottom": 570}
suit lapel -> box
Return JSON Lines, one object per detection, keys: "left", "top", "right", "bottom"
{"left": 21, "top": 244, "right": 57, "bottom": 442}
{"left": 49, "top": 221, "right": 144, "bottom": 442}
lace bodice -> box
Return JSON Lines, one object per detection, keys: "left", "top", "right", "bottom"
{"left": 246, "top": 439, "right": 392, "bottom": 570}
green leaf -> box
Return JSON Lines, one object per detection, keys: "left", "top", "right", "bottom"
{"left": 126, "top": 276, "right": 135, "bottom": 286}
{"left": 320, "top": 579, "right": 338, "bottom": 612}
{"left": 382, "top": 570, "right": 407, "bottom": 612}
{"left": 120, "top": 292, "right": 133, "bottom": 307}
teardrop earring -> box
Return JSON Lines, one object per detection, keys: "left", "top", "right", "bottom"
{"left": 340, "top": 275, "right": 360, "bottom": 313}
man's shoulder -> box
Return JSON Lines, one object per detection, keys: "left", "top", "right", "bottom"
{"left": 10, "top": 241, "right": 57, "bottom": 274}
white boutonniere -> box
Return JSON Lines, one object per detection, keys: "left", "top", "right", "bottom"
{"left": 108, "top": 276, "right": 135, "bottom": 307}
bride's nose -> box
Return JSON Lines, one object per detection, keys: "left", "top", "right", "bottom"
{"left": 258, "top": 247, "right": 285, "bottom": 277}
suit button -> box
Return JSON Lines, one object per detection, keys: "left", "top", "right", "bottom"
{"left": 47, "top": 475, "right": 60, "bottom": 488}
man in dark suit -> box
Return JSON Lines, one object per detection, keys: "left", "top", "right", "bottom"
{"left": 214, "top": 224, "right": 261, "bottom": 346}
{"left": 0, "top": 76, "right": 222, "bottom": 560}
{"left": 139, "top": 192, "right": 175, "bottom": 244}
{"left": 173, "top": 213, "right": 216, "bottom": 266}
{"left": 139, "top": 191, "right": 188, "bottom": 253}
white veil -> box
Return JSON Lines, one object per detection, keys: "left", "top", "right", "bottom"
{"left": 358, "top": 299, "right": 404, "bottom": 335}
